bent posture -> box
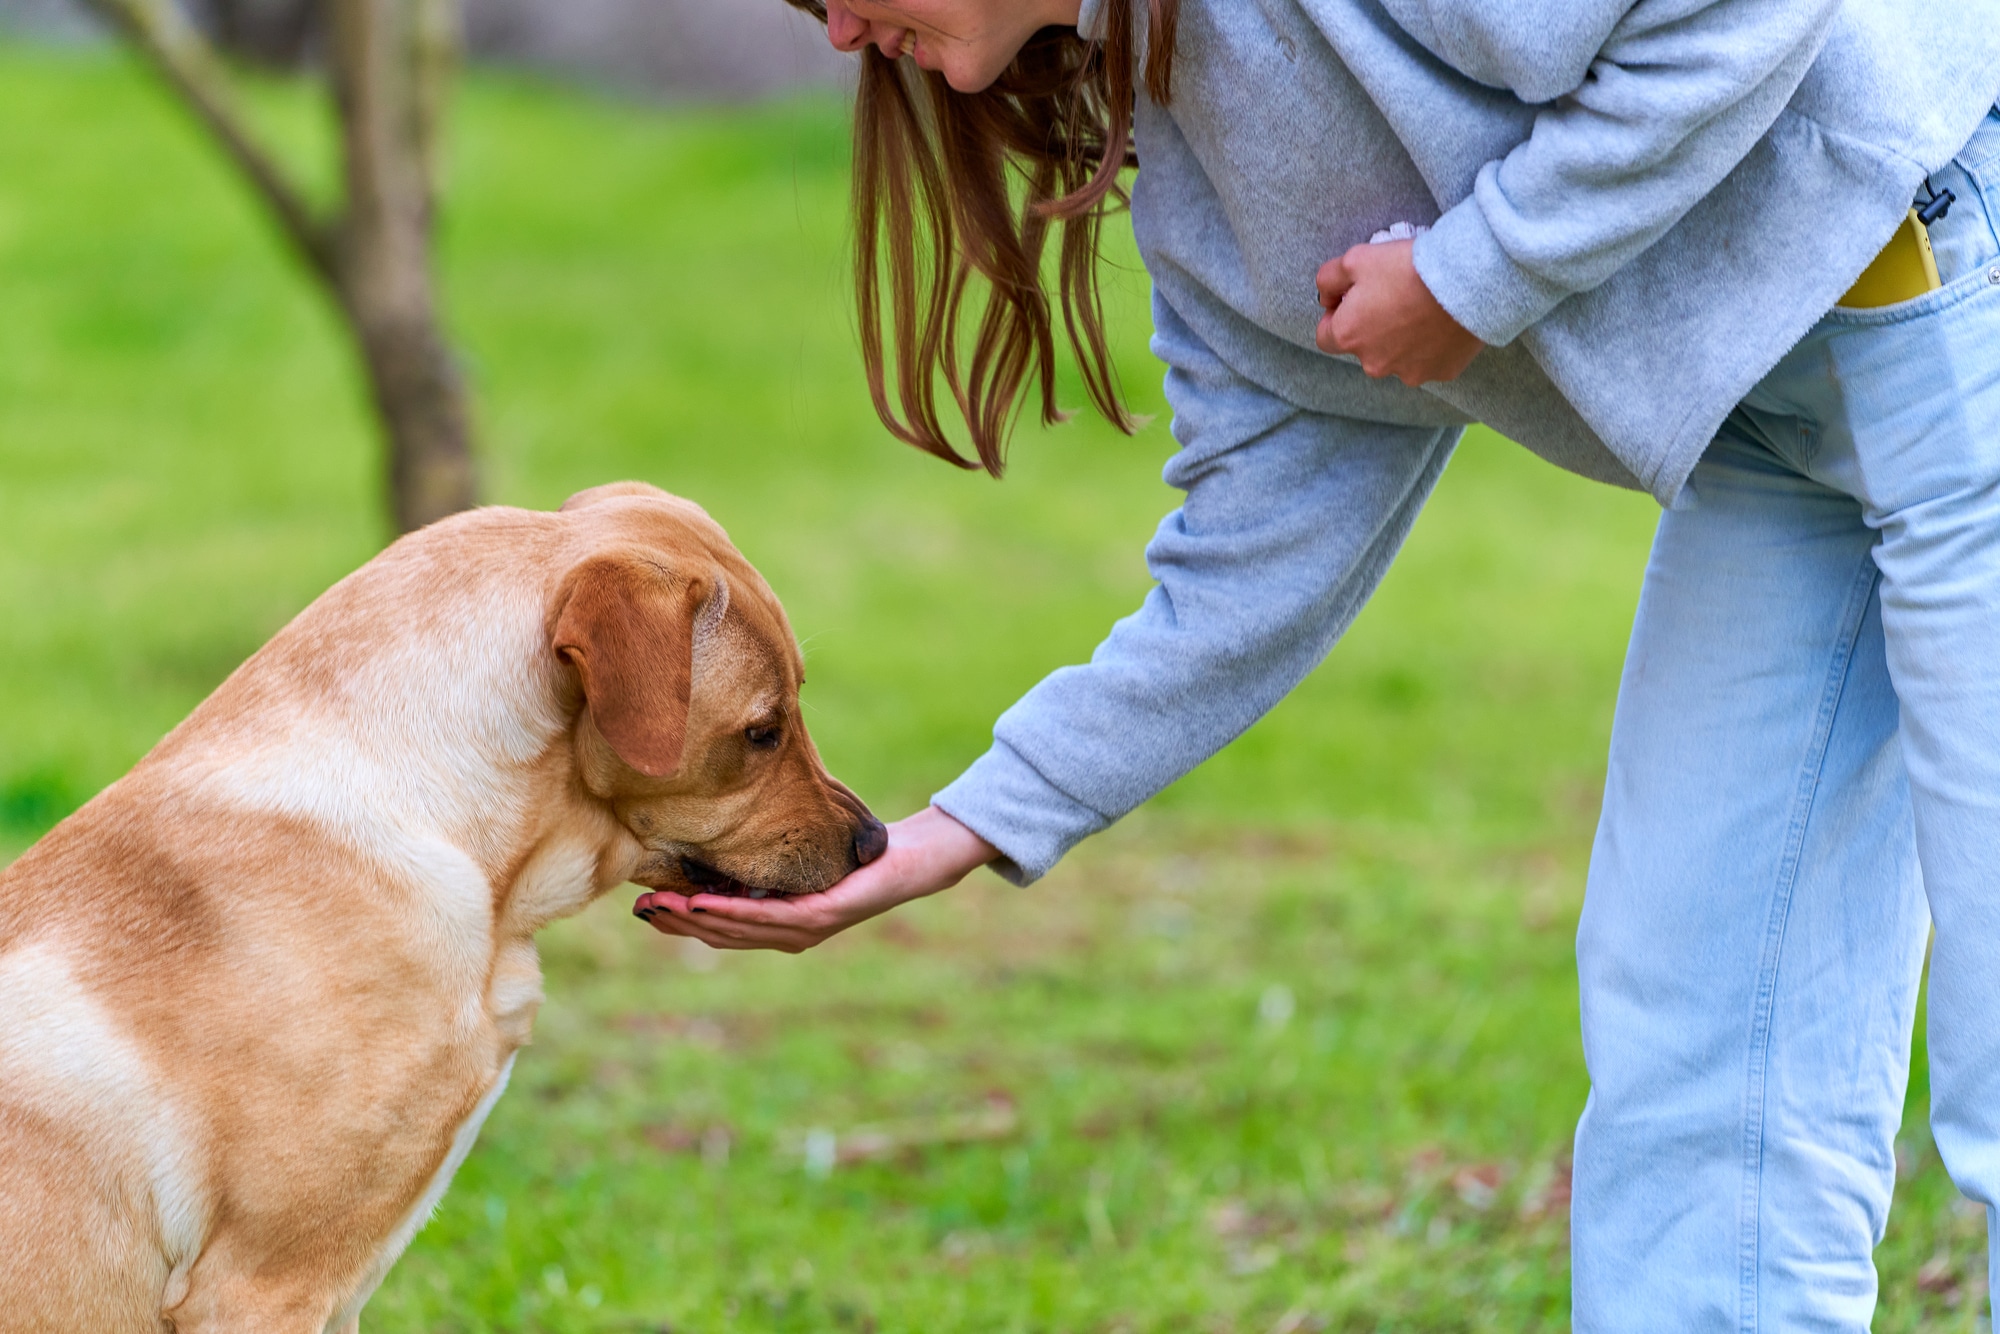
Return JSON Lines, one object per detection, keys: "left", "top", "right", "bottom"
{"left": 643, "top": 0, "right": 2000, "bottom": 1326}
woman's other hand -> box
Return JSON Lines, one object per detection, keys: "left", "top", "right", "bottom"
{"left": 633, "top": 806, "right": 998, "bottom": 953}
{"left": 1316, "top": 240, "right": 1483, "bottom": 387}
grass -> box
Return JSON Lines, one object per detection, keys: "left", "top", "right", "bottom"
{"left": 0, "top": 42, "right": 1989, "bottom": 1331}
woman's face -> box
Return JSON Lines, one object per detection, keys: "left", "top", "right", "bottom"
{"left": 822, "top": 0, "right": 1081, "bottom": 92}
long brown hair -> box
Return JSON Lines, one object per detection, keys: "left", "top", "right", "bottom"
{"left": 781, "top": 0, "right": 1180, "bottom": 474}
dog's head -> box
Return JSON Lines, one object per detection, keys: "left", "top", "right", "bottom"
{"left": 550, "top": 482, "right": 885, "bottom": 898}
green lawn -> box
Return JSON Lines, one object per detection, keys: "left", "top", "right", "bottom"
{"left": 0, "top": 43, "right": 1988, "bottom": 1331}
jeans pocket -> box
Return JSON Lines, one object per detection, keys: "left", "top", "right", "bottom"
{"left": 1926, "top": 108, "right": 2000, "bottom": 286}
{"left": 1927, "top": 160, "right": 2000, "bottom": 288}
{"left": 1822, "top": 256, "right": 2000, "bottom": 328}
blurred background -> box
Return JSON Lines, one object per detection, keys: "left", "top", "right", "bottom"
{"left": 0, "top": 5, "right": 1984, "bottom": 1328}
{"left": 0, "top": 0, "right": 850, "bottom": 97}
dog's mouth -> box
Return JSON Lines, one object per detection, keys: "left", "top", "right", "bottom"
{"left": 676, "top": 856, "right": 786, "bottom": 900}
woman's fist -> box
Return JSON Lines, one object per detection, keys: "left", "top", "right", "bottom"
{"left": 1315, "top": 240, "right": 1483, "bottom": 387}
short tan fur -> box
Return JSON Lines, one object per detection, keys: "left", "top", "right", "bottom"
{"left": 0, "top": 482, "right": 878, "bottom": 1333}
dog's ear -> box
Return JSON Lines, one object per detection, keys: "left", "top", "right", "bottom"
{"left": 552, "top": 554, "right": 717, "bottom": 778}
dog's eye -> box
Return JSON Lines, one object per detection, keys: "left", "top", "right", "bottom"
{"left": 745, "top": 725, "right": 782, "bottom": 751}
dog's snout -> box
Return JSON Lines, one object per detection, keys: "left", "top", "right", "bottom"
{"left": 853, "top": 815, "right": 888, "bottom": 868}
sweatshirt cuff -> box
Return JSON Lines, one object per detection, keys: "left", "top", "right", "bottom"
{"left": 932, "top": 740, "right": 1112, "bottom": 886}
{"left": 1412, "top": 188, "right": 1572, "bottom": 348}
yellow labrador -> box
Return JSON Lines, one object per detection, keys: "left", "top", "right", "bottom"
{"left": 0, "top": 481, "right": 882, "bottom": 1332}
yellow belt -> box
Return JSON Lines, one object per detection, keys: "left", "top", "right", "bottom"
{"left": 1839, "top": 208, "right": 1943, "bottom": 309}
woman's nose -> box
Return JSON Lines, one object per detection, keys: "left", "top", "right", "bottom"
{"left": 824, "top": 0, "right": 870, "bottom": 52}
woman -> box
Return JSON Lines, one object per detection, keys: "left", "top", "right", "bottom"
{"left": 633, "top": 0, "right": 2000, "bottom": 1324}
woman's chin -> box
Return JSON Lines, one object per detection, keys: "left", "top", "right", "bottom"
{"left": 937, "top": 59, "right": 1006, "bottom": 94}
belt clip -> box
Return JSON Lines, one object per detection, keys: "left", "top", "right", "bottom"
{"left": 1918, "top": 177, "right": 1957, "bottom": 227}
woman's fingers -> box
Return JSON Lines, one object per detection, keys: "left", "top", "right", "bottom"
{"left": 1314, "top": 307, "right": 1344, "bottom": 356}
{"left": 687, "top": 889, "right": 845, "bottom": 927}
{"left": 1316, "top": 242, "right": 1398, "bottom": 354}
{"left": 634, "top": 895, "right": 829, "bottom": 952}
{"left": 633, "top": 882, "right": 862, "bottom": 951}
{"left": 683, "top": 878, "right": 893, "bottom": 948}
{"left": 1315, "top": 251, "right": 1357, "bottom": 310}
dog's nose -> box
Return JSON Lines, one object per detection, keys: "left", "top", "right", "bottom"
{"left": 853, "top": 816, "right": 889, "bottom": 867}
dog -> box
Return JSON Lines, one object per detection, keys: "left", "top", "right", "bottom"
{"left": 0, "top": 481, "right": 885, "bottom": 1332}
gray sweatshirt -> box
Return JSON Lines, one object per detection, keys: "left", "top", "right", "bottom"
{"left": 932, "top": 0, "right": 2000, "bottom": 883}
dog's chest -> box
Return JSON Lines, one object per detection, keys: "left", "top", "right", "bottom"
{"left": 334, "top": 816, "right": 610, "bottom": 1323}
{"left": 326, "top": 900, "right": 562, "bottom": 1323}
{"left": 488, "top": 939, "right": 546, "bottom": 1049}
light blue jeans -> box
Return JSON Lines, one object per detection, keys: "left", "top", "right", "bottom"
{"left": 1573, "top": 108, "right": 2000, "bottom": 1330}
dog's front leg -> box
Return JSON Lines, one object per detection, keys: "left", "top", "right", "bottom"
{"left": 162, "top": 1271, "right": 347, "bottom": 1334}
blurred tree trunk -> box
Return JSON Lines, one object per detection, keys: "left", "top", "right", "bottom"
{"left": 83, "top": 0, "right": 477, "bottom": 534}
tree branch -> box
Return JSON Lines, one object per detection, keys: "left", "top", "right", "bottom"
{"left": 409, "top": 0, "right": 457, "bottom": 216}
{"left": 83, "top": 0, "right": 339, "bottom": 281}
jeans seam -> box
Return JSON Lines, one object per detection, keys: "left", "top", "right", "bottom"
{"left": 1736, "top": 554, "right": 1881, "bottom": 1333}
{"left": 1795, "top": 417, "right": 1822, "bottom": 470}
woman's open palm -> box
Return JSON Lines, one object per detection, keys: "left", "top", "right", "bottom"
{"left": 633, "top": 806, "right": 996, "bottom": 953}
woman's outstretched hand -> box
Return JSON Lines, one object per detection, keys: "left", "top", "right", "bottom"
{"left": 632, "top": 806, "right": 999, "bottom": 954}
{"left": 1315, "top": 239, "right": 1483, "bottom": 387}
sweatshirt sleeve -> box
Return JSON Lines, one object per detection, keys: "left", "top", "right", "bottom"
{"left": 1398, "top": 0, "right": 1841, "bottom": 347}
{"left": 932, "top": 299, "right": 1460, "bottom": 884}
